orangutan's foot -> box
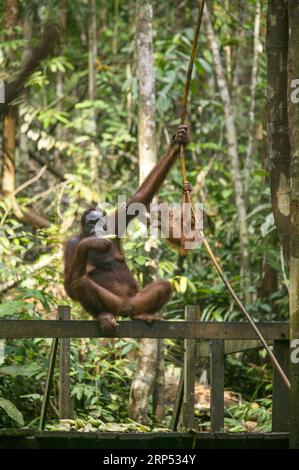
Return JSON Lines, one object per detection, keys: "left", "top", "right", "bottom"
{"left": 96, "top": 312, "right": 119, "bottom": 333}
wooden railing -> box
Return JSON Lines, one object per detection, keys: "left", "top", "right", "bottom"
{"left": 171, "top": 306, "right": 289, "bottom": 433}
{"left": 0, "top": 305, "right": 290, "bottom": 433}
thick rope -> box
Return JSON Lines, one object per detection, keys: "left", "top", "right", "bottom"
{"left": 179, "top": 0, "right": 290, "bottom": 389}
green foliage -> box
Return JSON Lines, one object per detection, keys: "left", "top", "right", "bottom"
{"left": 0, "top": 397, "right": 24, "bottom": 427}
{"left": 224, "top": 399, "right": 272, "bottom": 433}
{"left": 45, "top": 417, "right": 167, "bottom": 433}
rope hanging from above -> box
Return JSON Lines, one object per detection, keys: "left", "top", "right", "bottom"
{"left": 178, "top": 0, "right": 290, "bottom": 389}
{"left": 179, "top": 0, "right": 205, "bottom": 185}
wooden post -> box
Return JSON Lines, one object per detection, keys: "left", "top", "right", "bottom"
{"left": 38, "top": 336, "right": 59, "bottom": 431}
{"left": 171, "top": 370, "right": 184, "bottom": 431}
{"left": 153, "top": 339, "right": 165, "bottom": 421}
{"left": 182, "top": 305, "right": 199, "bottom": 429}
{"left": 272, "top": 340, "right": 290, "bottom": 432}
{"left": 58, "top": 305, "right": 72, "bottom": 419}
{"left": 210, "top": 339, "right": 224, "bottom": 432}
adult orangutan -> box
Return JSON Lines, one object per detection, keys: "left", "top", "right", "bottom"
{"left": 63, "top": 125, "right": 189, "bottom": 332}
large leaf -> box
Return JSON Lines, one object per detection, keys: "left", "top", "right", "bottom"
{"left": 0, "top": 398, "right": 24, "bottom": 426}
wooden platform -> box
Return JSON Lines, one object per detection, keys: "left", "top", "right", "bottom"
{"left": 0, "top": 430, "right": 289, "bottom": 449}
{"left": 0, "top": 319, "right": 289, "bottom": 339}
{"left": 0, "top": 313, "right": 292, "bottom": 446}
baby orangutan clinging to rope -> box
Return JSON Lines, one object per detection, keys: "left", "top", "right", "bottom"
{"left": 63, "top": 125, "right": 189, "bottom": 332}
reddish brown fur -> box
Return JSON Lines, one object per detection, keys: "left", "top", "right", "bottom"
{"left": 63, "top": 126, "right": 189, "bottom": 332}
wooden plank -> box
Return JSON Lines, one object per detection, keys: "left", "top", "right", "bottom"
{"left": 182, "top": 306, "right": 199, "bottom": 429}
{"left": 0, "top": 429, "right": 289, "bottom": 440}
{"left": 210, "top": 339, "right": 224, "bottom": 432}
{"left": 0, "top": 431, "right": 289, "bottom": 450}
{"left": 196, "top": 339, "right": 270, "bottom": 357}
{"left": 272, "top": 340, "right": 290, "bottom": 432}
{"left": 224, "top": 339, "right": 268, "bottom": 355}
{"left": 38, "top": 337, "right": 59, "bottom": 431}
{"left": 0, "top": 320, "right": 289, "bottom": 340}
{"left": 171, "top": 370, "right": 184, "bottom": 431}
{"left": 58, "top": 306, "right": 72, "bottom": 420}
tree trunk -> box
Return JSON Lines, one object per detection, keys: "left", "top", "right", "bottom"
{"left": 136, "top": 4, "right": 156, "bottom": 183}
{"left": 112, "top": 0, "right": 119, "bottom": 55}
{"left": 88, "top": 0, "right": 97, "bottom": 133}
{"left": 2, "top": 108, "right": 17, "bottom": 196}
{"left": 287, "top": 0, "right": 299, "bottom": 450}
{"left": 266, "top": 0, "right": 291, "bottom": 264}
{"left": 231, "top": 1, "right": 246, "bottom": 101}
{"left": 257, "top": 255, "right": 278, "bottom": 316}
{"left": 152, "top": 340, "right": 165, "bottom": 421}
{"left": 19, "top": 1, "right": 33, "bottom": 183}
{"left": 88, "top": 0, "right": 100, "bottom": 187}
{"left": 128, "top": 0, "right": 159, "bottom": 424}
{"left": 244, "top": 0, "right": 261, "bottom": 204}
{"left": 56, "top": 0, "right": 67, "bottom": 112}
{"left": 203, "top": 4, "right": 251, "bottom": 304}
{"left": 1, "top": 0, "right": 18, "bottom": 197}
